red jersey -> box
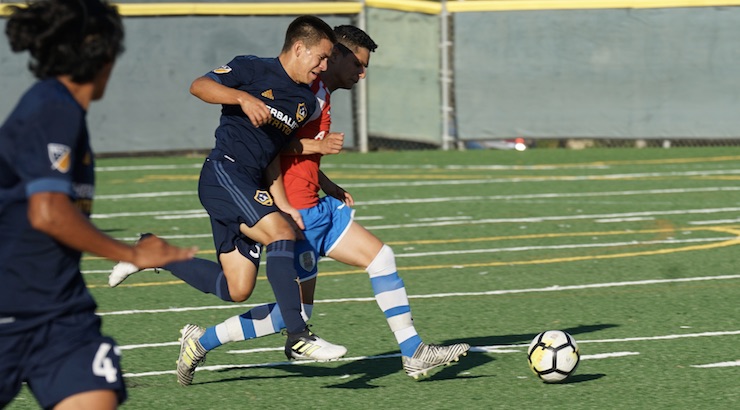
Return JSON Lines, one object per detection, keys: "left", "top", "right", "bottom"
{"left": 281, "top": 77, "right": 330, "bottom": 209}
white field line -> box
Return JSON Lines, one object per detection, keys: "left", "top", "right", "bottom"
{"left": 691, "top": 360, "right": 740, "bottom": 368}
{"left": 91, "top": 185, "right": 740, "bottom": 204}
{"left": 581, "top": 352, "right": 640, "bottom": 360}
{"left": 93, "top": 162, "right": 733, "bottom": 173}
{"left": 81, "top": 236, "right": 735, "bottom": 275}
{"left": 392, "top": 236, "right": 734, "bottom": 259}
{"left": 335, "top": 170, "right": 740, "bottom": 189}
{"left": 123, "top": 351, "right": 637, "bottom": 378}
{"left": 366, "top": 207, "right": 740, "bottom": 231}
{"left": 96, "top": 164, "right": 202, "bottom": 172}
{"left": 93, "top": 206, "right": 740, "bottom": 237}
{"left": 98, "top": 274, "right": 740, "bottom": 317}
{"left": 121, "top": 330, "right": 740, "bottom": 378}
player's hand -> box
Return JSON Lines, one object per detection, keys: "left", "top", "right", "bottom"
{"left": 340, "top": 190, "right": 354, "bottom": 206}
{"left": 319, "top": 132, "right": 344, "bottom": 155}
{"left": 239, "top": 94, "right": 271, "bottom": 127}
{"left": 323, "top": 183, "right": 354, "bottom": 206}
{"left": 131, "top": 235, "right": 197, "bottom": 269}
{"left": 282, "top": 206, "right": 305, "bottom": 231}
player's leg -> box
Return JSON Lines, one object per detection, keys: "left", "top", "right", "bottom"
{"left": 328, "top": 221, "right": 469, "bottom": 378}
{"left": 55, "top": 390, "right": 117, "bottom": 410}
{"left": 327, "top": 223, "right": 424, "bottom": 354}
{"left": 28, "top": 314, "right": 126, "bottom": 409}
{"left": 239, "top": 211, "right": 305, "bottom": 332}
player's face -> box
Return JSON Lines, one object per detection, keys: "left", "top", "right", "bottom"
{"left": 298, "top": 38, "right": 334, "bottom": 84}
{"left": 332, "top": 45, "right": 370, "bottom": 90}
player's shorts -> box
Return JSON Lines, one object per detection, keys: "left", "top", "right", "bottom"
{"left": 294, "top": 196, "right": 355, "bottom": 281}
{"left": 199, "top": 156, "right": 274, "bottom": 267}
{"left": 0, "top": 312, "right": 126, "bottom": 409}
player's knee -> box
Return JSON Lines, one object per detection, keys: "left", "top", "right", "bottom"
{"left": 221, "top": 265, "right": 256, "bottom": 302}
{"left": 366, "top": 244, "right": 397, "bottom": 276}
{"left": 229, "top": 288, "right": 253, "bottom": 303}
{"left": 227, "top": 280, "right": 254, "bottom": 302}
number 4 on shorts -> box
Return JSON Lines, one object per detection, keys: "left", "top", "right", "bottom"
{"left": 92, "top": 342, "right": 121, "bottom": 383}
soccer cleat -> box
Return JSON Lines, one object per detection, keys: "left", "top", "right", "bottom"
{"left": 108, "top": 261, "right": 141, "bottom": 287}
{"left": 284, "top": 328, "right": 347, "bottom": 361}
{"left": 402, "top": 342, "right": 471, "bottom": 379}
{"left": 108, "top": 233, "right": 158, "bottom": 287}
{"left": 176, "top": 324, "right": 207, "bottom": 386}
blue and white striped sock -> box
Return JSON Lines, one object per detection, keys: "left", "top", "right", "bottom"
{"left": 199, "top": 303, "right": 313, "bottom": 351}
{"left": 367, "top": 245, "right": 422, "bottom": 357}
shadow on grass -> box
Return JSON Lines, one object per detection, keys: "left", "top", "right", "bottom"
{"left": 195, "top": 323, "right": 615, "bottom": 388}
{"left": 444, "top": 323, "right": 619, "bottom": 347}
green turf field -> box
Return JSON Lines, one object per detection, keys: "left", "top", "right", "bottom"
{"left": 8, "top": 147, "right": 740, "bottom": 409}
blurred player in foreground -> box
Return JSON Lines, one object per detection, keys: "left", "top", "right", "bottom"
{"left": 176, "top": 25, "right": 470, "bottom": 383}
{"left": 0, "top": 0, "right": 197, "bottom": 408}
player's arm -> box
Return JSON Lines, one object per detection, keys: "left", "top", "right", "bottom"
{"left": 265, "top": 157, "right": 305, "bottom": 230}
{"left": 27, "top": 192, "right": 196, "bottom": 268}
{"left": 189, "top": 76, "right": 270, "bottom": 127}
{"left": 318, "top": 170, "right": 354, "bottom": 206}
{"left": 283, "top": 132, "right": 345, "bottom": 156}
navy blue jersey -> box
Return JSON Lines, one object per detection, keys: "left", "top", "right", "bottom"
{"left": 0, "top": 78, "right": 97, "bottom": 334}
{"left": 204, "top": 56, "right": 318, "bottom": 183}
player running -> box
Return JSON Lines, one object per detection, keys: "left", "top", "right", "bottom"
{"left": 172, "top": 25, "right": 470, "bottom": 383}
{"left": 0, "top": 1, "right": 196, "bottom": 408}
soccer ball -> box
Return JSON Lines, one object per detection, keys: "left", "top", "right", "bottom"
{"left": 527, "top": 330, "right": 580, "bottom": 383}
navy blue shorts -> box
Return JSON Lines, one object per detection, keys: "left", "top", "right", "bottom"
{"left": 0, "top": 312, "right": 126, "bottom": 409}
{"left": 199, "top": 157, "right": 275, "bottom": 266}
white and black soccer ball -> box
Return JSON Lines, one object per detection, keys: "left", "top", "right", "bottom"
{"left": 527, "top": 330, "right": 580, "bottom": 383}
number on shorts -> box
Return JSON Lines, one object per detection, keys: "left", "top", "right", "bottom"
{"left": 92, "top": 342, "right": 120, "bottom": 383}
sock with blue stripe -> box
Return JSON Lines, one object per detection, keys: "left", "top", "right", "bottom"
{"left": 367, "top": 245, "right": 422, "bottom": 357}
{"left": 164, "top": 258, "right": 232, "bottom": 302}
{"left": 199, "top": 303, "right": 313, "bottom": 351}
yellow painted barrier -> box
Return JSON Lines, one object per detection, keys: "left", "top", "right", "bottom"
{"left": 4, "top": 1, "right": 740, "bottom": 18}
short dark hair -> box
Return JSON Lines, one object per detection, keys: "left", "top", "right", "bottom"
{"left": 5, "top": 0, "right": 124, "bottom": 82}
{"left": 282, "top": 15, "right": 336, "bottom": 53}
{"left": 334, "top": 25, "right": 377, "bottom": 53}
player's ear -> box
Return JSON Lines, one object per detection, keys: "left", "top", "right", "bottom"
{"left": 293, "top": 40, "right": 306, "bottom": 57}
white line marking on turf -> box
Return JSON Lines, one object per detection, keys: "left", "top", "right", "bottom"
{"left": 122, "top": 329, "right": 739, "bottom": 378}
{"left": 119, "top": 342, "right": 179, "bottom": 350}
{"left": 367, "top": 207, "right": 740, "bottom": 230}
{"left": 96, "top": 191, "right": 196, "bottom": 200}
{"left": 91, "top": 186, "right": 740, "bottom": 204}
{"left": 691, "top": 360, "right": 740, "bottom": 368}
{"left": 97, "top": 274, "right": 740, "bottom": 316}
{"left": 581, "top": 352, "right": 640, "bottom": 360}
{"left": 121, "top": 330, "right": 740, "bottom": 354}
{"left": 96, "top": 164, "right": 202, "bottom": 172}
{"left": 393, "top": 236, "right": 734, "bottom": 259}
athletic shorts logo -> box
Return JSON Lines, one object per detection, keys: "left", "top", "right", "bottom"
{"left": 48, "top": 143, "right": 71, "bottom": 173}
{"left": 212, "top": 65, "right": 232, "bottom": 74}
{"left": 249, "top": 244, "right": 261, "bottom": 259}
{"left": 296, "top": 102, "right": 307, "bottom": 122}
{"left": 254, "top": 190, "right": 274, "bottom": 206}
{"left": 298, "top": 250, "right": 316, "bottom": 272}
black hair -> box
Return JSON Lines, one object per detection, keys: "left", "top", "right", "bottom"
{"left": 281, "top": 15, "right": 336, "bottom": 53}
{"left": 334, "top": 25, "right": 377, "bottom": 53}
{"left": 5, "top": 0, "right": 124, "bottom": 82}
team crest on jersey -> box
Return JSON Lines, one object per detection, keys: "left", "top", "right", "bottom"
{"left": 48, "top": 143, "right": 71, "bottom": 173}
{"left": 212, "top": 65, "right": 232, "bottom": 74}
{"left": 298, "top": 250, "right": 316, "bottom": 272}
{"left": 254, "top": 190, "right": 273, "bottom": 206}
{"left": 261, "top": 89, "right": 274, "bottom": 100}
{"left": 296, "top": 102, "right": 307, "bottom": 122}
